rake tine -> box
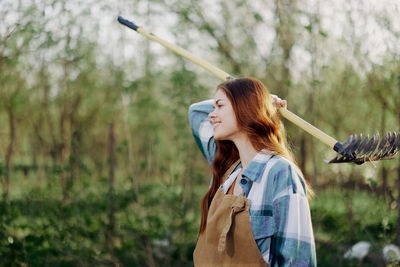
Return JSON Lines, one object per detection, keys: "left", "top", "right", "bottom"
{"left": 391, "top": 132, "right": 399, "bottom": 152}
{"left": 393, "top": 132, "right": 400, "bottom": 154}
{"left": 379, "top": 132, "right": 397, "bottom": 158}
{"left": 367, "top": 133, "right": 388, "bottom": 161}
{"left": 358, "top": 133, "right": 380, "bottom": 163}
{"left": 354, "top": 134, "right": 369, "bottom": 155}
{"left": 364, "top": 132, "right": 380, "bottom": 158}
{"left": 394, "top": 132, "right": 400, "bottom": 155}
{"left": 326, "top": 155, "right": 343, "bottom": 164}
{"left": 343, "top": 134, "right": 362, "bottom": 158}
{"left": 375, "top": 132, "right": 391, "bottom": 158}
{"left": 384, "top": 132, "right": 396, "bottom": 155}
{"left": 329, "top": 135, "right": 356, "bottom": 162}
{"left": 356, "top": 134, "right": 374, "bottom": 157}
{"left": 337, "top": 135, "right": 355, "bottom": 154}
{"left": 370, "top": 132, "right": 395, "bottom": 161}
{"left": 328, "top": 135, "right": 359, "bottom": 163}
{"left": 384, "top": 137, "right": 399, "bottom": 158}
{"left": 353, "top": 134, "right": 375, "bottom": 164}
{"left": 394, "top": 132, "right": 400, "bottom": 154}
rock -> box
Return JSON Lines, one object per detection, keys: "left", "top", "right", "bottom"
{"left": 344, "top": 241, "right": 371, "bottom": 260}
{"left": 383, "top": 244, "right": 400, "bottom": 263}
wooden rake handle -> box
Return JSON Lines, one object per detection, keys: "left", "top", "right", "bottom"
{"left": 117, "top": 16, "right": 338, "bottom": 149}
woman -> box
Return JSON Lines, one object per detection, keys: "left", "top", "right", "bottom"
{"left": 189, "top": 78, "right": 316, "bottom": 266}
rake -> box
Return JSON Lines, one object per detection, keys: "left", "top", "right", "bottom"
{"left": 117, "top": 16, "right": 400, "bottom": 165}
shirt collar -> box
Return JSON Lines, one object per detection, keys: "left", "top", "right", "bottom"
{"left": 241, "top": 150, "right": 274, "bottom": 182}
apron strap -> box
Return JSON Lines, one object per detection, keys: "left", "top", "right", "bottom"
{"left": 218, "top": 197, "right": 247, "bottom": 252}
{"left": 222, "top": 160, "right": 241, "bottom": 182}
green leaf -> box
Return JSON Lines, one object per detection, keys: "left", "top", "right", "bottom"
{"left": 253, "top": 13, "right": 263, "bottom": 22}
{"left": 319, "top": 30, "right": 328, "bottom": 37}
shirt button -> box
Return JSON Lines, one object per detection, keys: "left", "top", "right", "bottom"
{"left": 240, "top": 179, "right": 247, "bottom": 185}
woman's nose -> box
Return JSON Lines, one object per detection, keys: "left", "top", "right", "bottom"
{"left": 208, "top": 111, "right": 215, "bottom": 119}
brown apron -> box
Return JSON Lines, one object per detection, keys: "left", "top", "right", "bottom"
{"left": 193, "top": 162, "right": 268, "bottom": 267}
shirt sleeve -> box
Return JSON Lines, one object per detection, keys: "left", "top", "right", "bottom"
{"left": 270, "top": 163, "right": 317, "bottom": 267}
{"left": 188, "top": 99, "right": 217, "bottom": 165}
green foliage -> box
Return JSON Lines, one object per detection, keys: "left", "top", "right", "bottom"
{"left": 312, "top": 190, "right": 398, "bottom": 266}
{"left": 0, "top": 174, "right": 205, "bottom": 266}
{"left": 1, "top": 173, "right": 398, "bottom": 266}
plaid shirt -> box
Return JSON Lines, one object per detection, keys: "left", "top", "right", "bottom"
{"left": 189, "top": 100, "right": 317, "bottom": 266}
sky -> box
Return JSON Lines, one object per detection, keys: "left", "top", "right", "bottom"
{"left": 110, "top": 0, "right": 400, "bottom": 81}
{"left": 1, "top": 0, "right": 399, "bottom": 83}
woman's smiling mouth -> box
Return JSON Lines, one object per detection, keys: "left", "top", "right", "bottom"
{"left": 213, "top": 121, "right": 221, "bottom": 129}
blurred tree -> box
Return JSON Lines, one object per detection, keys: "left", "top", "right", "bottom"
{"left": 106, "top": 122, "right": 116, "bottom": 250}
{"left": 0, "top": 11, "right": 35, "bottom": 200}
{"left": 273, "top": 0, "right": 297, "bottom": 99}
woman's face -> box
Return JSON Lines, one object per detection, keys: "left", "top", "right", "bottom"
{"left": 208, "top": 89, "right": 241, "bottom": 141}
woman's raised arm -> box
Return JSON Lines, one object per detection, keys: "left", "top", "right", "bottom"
{"left": 188, "top": 100, "right": 217, "bottom": 165}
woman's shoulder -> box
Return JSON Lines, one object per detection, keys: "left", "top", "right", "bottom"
{"left": 265, "top": 155, "right": 293, "bottom": 176}
{"left": 267, "top": 155, "right": 307, "bottom": 198}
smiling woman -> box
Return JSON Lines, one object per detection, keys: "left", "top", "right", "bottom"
{"left": 188, "top": 77, "right": 316, "bottom": 267}
{"left": 209, "top": 90, "right": 241, "bottom": 141}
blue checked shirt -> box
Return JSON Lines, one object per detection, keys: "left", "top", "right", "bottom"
{"left": 189, "top": 100, "right": 317, "bottom": 267}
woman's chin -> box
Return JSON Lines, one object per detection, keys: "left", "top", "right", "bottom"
{"left": 214, "top": 133, "right": 223, "bottom": 140}
{"left": 214, "top": 133, "right": 229, "bottom": 141}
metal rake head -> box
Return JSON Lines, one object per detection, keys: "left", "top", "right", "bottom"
{"left": 327, "top": 131, "right": 400, "bottom": 165}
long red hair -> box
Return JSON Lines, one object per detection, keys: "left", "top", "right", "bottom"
{"left": 199, "top": 77, "right": 309, "bottom": 234}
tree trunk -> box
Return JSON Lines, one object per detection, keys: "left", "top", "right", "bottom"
{"left": 397, "top": 111, "right": 400, "bottom": 246}
{"left": 274, "top": 0, "right": 296, "bottom": 99}
{"left": 344, "top": 191, "right": 355, "bottom": 243}
{"left": 397, "top": 155, "right": 400, "bottom": 246}
{"left": 142, "top": 235, "right": 156, "bottom": 267}
{"left": 60, "top": 29, "right": 73, "bottom": 204}
{"left": 60, "top": 107, "right": 69, "bottom": 204}
{"left": 121, "top": 94, "right": 139, "bottom": 202}
{"left": 106, "top": 122, "right": 116, "bottom": 251}
{"left": 3, "top": 105, "right": 15, "bottom": 201}
{"left": 299, "top": 135, "right": 308, "bottom": 178}
{"left": 69, "top": 128, "right": 80, "bottom": 187}
{"left": 396, "top": 68, "right": 400, "bottom": 246}
{"left": 380, "top": 105, "right": 389, "bottom": 204}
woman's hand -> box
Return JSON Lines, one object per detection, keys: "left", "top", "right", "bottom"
{"left": 271, "top": 94, "right": 287, "bottom": 109}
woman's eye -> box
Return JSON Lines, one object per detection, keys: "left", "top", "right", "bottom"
{"left": 213, "top": 104, "right": 222, "bottom": 109}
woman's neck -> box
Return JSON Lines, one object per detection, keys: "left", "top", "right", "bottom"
{"left": 231, "top": 133, "right": 258, "bottom": 170}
